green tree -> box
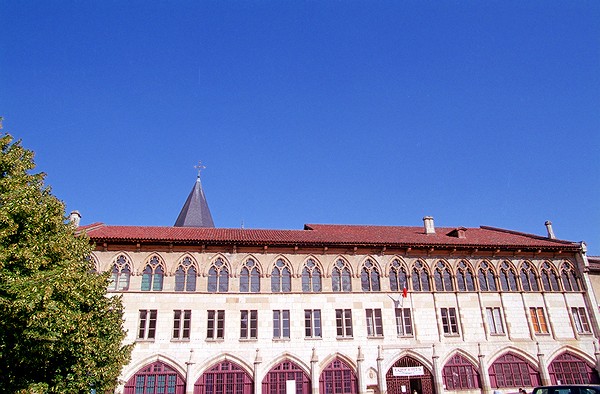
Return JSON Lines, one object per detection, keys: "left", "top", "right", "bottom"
{"left": 0, "top": 132, "right": 132, "bottom": 393}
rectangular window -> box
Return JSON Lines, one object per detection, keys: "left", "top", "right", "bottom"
{"left": 304, "top": 309, "right": 322, "bottom": 338}
{"left": 207, "top": 310, "right": 225, "bottom": 339}
{"left": 486, "top": 307, "right": 505, "bottom": 335}
{"left": 240, "top": 310, "right": 258, "bottom": 339}
{"left": 572, "top": 307, "right": 591, "bottom": 334}
{"left": 273, "top": 310, "right": 290, "bottom": 339}
{"left": 529, "top": 307, "right": 549, "bottom": 334}
{"left": 335, "top": 309, "right": 353, "bottom": 338}
{"left": 138, "top": 309, "right": 157, "bottom": 340}
{"left": 366, "top": 309, "right": 384, "bottom": 337}
{"left": 173, "top": 310, "right": 191, "bottom": 340}
{"left": 395, "top": 308, "right": 413, "bottom": 336}
{"left": 440, "top": 307, "right": 459, "bottom": 335}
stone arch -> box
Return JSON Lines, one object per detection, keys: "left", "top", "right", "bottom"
{"left": 328, "top": 255, "right": 355, "bottom": 278}
{"left": 385, "top": 353, "right": 436, "bottom": 394}
{"left": 487, "top": 350, "right": 541, "bottom": 388}
{"left": 547, "top": 349, "right": 600, "bottom": 384}
{"left": 261, "top": 354, "right": 311, "bottom": 394}
{"left": 360, "top": 256, "right": 382, "bottom": 291}
{"left": 388, "top": 256, "right": 410, "bottom": 292}
{"left": 319, "top": 355, "right": 359, "bottom": 394}
{"left": 441, "top": 350, "right": 482, "bottom": 390}
{"left": 319, "top": 352, "right": 357, "bottom": 372}
{"left": 122, "top": 354, "right": 187, "bottom": 387}
{"left": 194, "top": 355, "right": 254, "bottom": 394}
{"left": 123, "top": 358, "right": 186, "bottom": 394}
{"left": 173, "top": 253, "right": 198, "bottom": 275}
{"left": 301, "top": 255, "right": 323, "bottom": 292}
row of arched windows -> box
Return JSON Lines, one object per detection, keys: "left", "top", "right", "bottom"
{"left": 123, "top": 351, "right": 599, "bottom": 394}
{"left": 107, "top": 254, "right": 581, "bottom": 294}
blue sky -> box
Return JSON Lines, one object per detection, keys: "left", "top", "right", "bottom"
{"left": 2, "top": 1, "right": 599, "bottom": 254}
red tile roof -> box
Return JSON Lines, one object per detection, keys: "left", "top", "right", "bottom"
{"left": 80, "top": 222, "right": 581, "bottom": 251}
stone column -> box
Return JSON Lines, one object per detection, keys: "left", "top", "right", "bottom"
{"left": 377, "top": 345, "right": 387, "bottom": 394}
{"left": 357, "top": 346, "right": 365, "bottom": 394}
{"left": 478, "top": 343, "right": 492, "bottom": 394}
{"left": 594, "top": 340, "right": 600, "bottom": 376}
{"left": 311, "top": 347, "right": 319, "bottom": 394}
{"left": 431, "top": 344, "right": 444, "bottom": 394}
{"left": 254, "top": 348, "right": 262, "bottom": 394}
{"left": 185, "top": 349, "right": 195, "bottom": 394}
{"left": 537, "top": 342, "right": 551, "bottom": 385}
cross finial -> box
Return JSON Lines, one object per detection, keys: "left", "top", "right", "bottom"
{"left": 194, "top": 161, "right": 206, "bottom": 178}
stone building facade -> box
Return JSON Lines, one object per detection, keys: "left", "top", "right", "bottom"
{"left": 81, "top": 180, "right": 600, "bottom": 394}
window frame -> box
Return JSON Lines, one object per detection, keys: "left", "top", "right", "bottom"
{"left": 240, "top": 309, "right": 258, "bottom": 339}
{"left": 440, "top": 307, "right": 459, "bottom": 336}
{"left": 486, "top": 307, "right": 505, "bottom": 335}
{"left": 335, "top": 309, "right": 353, "bottom": 338}
{"left": 571, "top": 307, "right": 591, "bottom": 334}
{"left": 273, "top": 309, "right": 290, "bottom": 339}
{"left": 207, "top": 310, "right": 225, "bottom": 340}
{"left": 138, "top": 309, "right": 157, "bottom": 340}
{"left": 304, "top": 309, "right": 322, "bottom": 338}
{"left": 395, "top": 308, "right": 414, "bottom": 336}
{"left": 365, "top": 308, "right": 384, "bottom": 337}
{"left": 529, "top": 307, "right": 549, "bottom": 334}
{"left": 172, "top": 309, "right": 191, "bottom": 340}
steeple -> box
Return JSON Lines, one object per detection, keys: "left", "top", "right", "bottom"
{"left": 174, "top": 164, "right": 215, "bottom": 228}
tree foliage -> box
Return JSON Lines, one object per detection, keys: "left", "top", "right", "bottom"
{"left": 0, "top": 133, "right": 132, "bottom": 393}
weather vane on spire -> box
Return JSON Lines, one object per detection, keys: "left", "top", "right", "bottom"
{"left": 194, "top": 161, "right": 206, "bottom": 179}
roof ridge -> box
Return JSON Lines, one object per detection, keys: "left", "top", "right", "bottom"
{"left": 479, "top": 225, "right": 577, "bottom": 245}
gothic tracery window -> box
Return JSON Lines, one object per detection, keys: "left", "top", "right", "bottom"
{"left": 540, "top": 261, "right": 560, "bottom": 292}
{"left": 434, "top": 260, "right": 454, "bottom": 291}
{"left": 499, "top": 261, "right": 518, "bottom": 292}
{"left": 361, "top": 259, "right": 381, "bottom": 291}
{"left": 389, "top": 259, "right": 408, "bottom": 292}
{"left": 412, "top": 261, "right": 431, "bottom": 292}
{"left": 271, "top": 259, "right": 291, "bottom": 292}
{"left": 332, "top": 259, "right": 352, "bottom": 292}
{"left": 478, "top": 261, "right": 497, "bottom": 291}
{"left": 109, "top": 254, "right": 131, "bottom": 291}
{"left": 208, "top": 257, "right": 229, "bottom": 293}
{"left": 520, "top": 261, "right": 539, "bottom": 291}
{"left": 141, "top": 256, "right": 164, "bottom": 291}
{"left": 488, "top": 353, "right": 540, "bottom": 388}
{"left": 240, "top": 258, "right": 261, "bottom": 293}
{"left": 302, "top": 258, "right": 322, "bottom": 292}
{"left": 456, "top": 261, "right": 475, "bottom": 291}
{"left": 175, "top": 256, "right": 197, "bottom": 292}
{"left": 561, "top": 262, "right": 581, "bottom": 292}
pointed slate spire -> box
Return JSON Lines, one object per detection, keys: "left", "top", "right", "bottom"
{"left": 174, "top": 167, "right": 215, "bottom": 227}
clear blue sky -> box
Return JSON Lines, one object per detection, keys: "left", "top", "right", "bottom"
{"left": 2, "top": 1, "right": 599, "bottom": 254}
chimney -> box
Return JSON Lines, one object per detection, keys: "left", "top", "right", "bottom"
{"left": 69, "top": 210, "right": 81, "bottom": 227}
{"left": 545, "top": 220, "right": 555, "bottom": 239}
{"left": 423, "top": 216, "right": 435, "bottom": 234}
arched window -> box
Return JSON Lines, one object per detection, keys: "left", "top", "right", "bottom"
{"left": 442, "top": 353, "right": 481, "bottom": 390}
{"left": 302, "top": 259, "right": 322, "bottom": 292}
{"left": 488, "top": 353, "right": 540, "bottom": 388}
{"left": 389, "top": 259, "right": 408, "bottom": 292}
{"left": 499, "top": 261, "right": 518, "bottom": 292}
{"left": 548, "top": 352, "right": 600, "bottom": 385}
{"left": 478, "top": 261, "right": 497, "bottom": 291}
{"left": 332, "top": 259, "right": 352, "bottom": 292}
{"left": 262, "top": 360, "right": 310, "bottom": 394}
{"left": 124, "top": 361, "right": 185, "bottom": 394}
{"left": 175, "top": 257, "right": 197, "bottom": 292}
{"left": 194, "top": 360, "right": 254, "bottom": 394}
{"left": 456, "top": 261, "right": 475, "bottom": 291}
{"left": 208, "top": 258, "right": 229, "bottom": 293}
{"left": 520, "top": 261, "right": 539, "bottom": 291}
{"left": 361, "top": 259, "right": 381, "bottom": 291}
{"left": 434, "top": 261, "right": 454, "bottom": 291}
{"left": 271, "top": 259, "right": 291, "bottom": 292}
{"left": 412, "top": 261, "right": 431, "bottom": 292}
{"left": 240, "top": 258, "right": 261, "bottom": 293}
{"left": 319, "top": 358, "right": 358, "bottom": 394}
{"left": 141, "top": 256, "right": 164, "bottom": 291}
{"left": 540, "top": 261, "right": 560, "bottom": 292}
{"left": 109, "top": 254, "right": 131, "bottom": 291}
{"left": 561, "top": 262, "right": 581, "bottom": 292}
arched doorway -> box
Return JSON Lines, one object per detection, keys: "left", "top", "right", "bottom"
{"left": 262, "top": 359, "right": 311, "bottom": 394}
{"left": 124, "top": 361, "right": 185, "bottom": 394}
{"left": 194, "top": 360, "right": 254, "bottom": 394}
{"left": 442, "top": 353, "right": 481, "bottom": 390}
{"left": 549, "top": 352, "right": 600, "bottom": 384}
{"left": 386, "top": 356, "right": 435, "bottom": 394}
{"left": 319, "top": 357, "right": 358, "bottom": 394}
